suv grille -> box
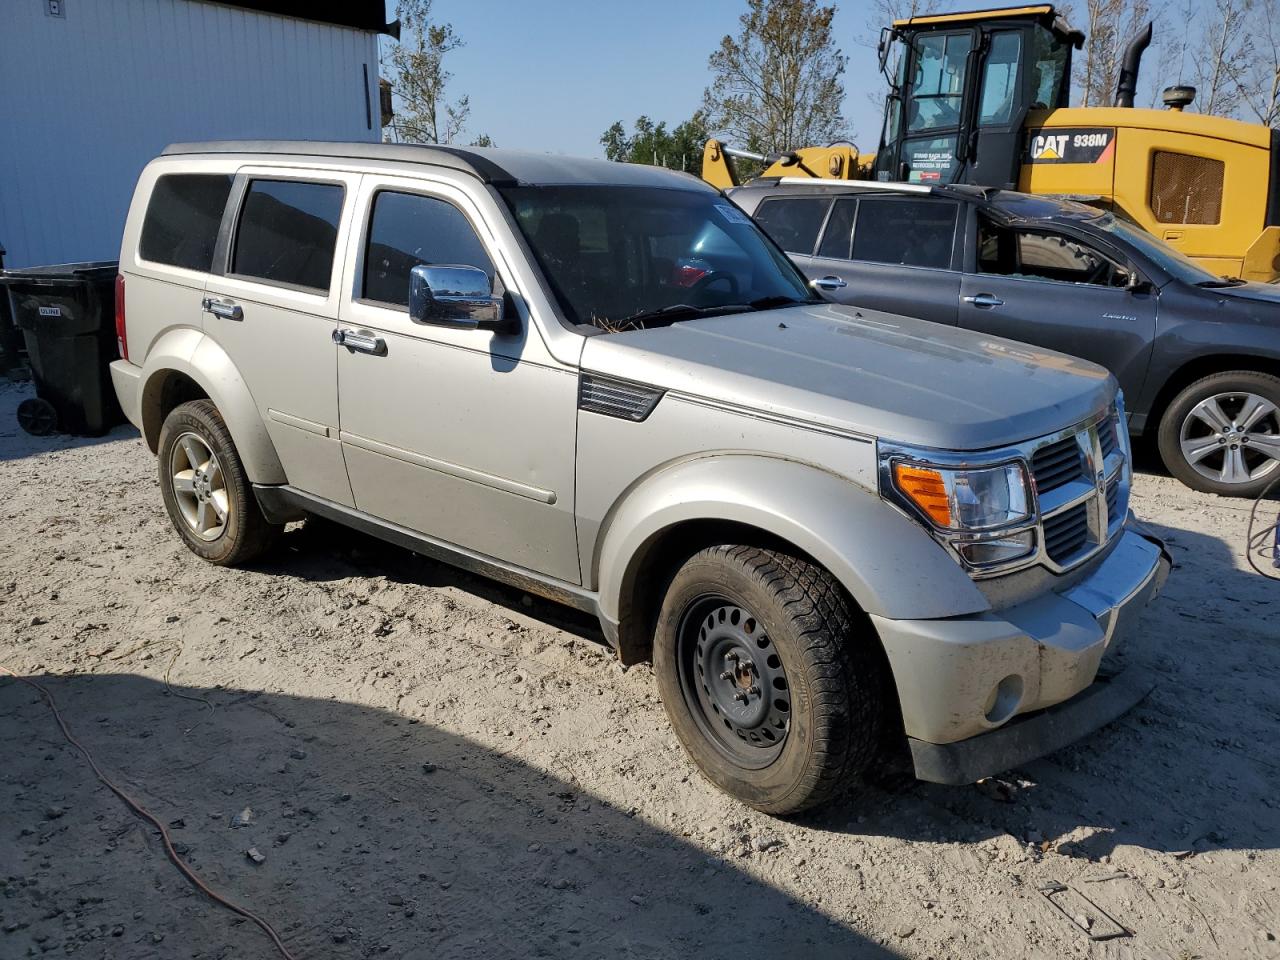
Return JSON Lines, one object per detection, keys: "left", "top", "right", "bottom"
{"left": 1044, "top": 502, "right": 1090, "bottom": 563}
{"left": 1031, "top": 436, "right": 1084, "bottom": 493}
{"left": 1098, "top": 416, "right": 1118, "bottom": 459}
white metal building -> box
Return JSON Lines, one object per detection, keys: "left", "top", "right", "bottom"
{"left": 0, "top": 0, "right": 395, "bottom": 268}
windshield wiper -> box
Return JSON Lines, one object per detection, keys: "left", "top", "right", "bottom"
{"left": 613, "top": 302, "right": 757, "bottom": 328}
{"left": 1195, "top": 278, "right": 1246, "bottom": 288}
{"left": 744, "top": 295, "right": 819, "bottom": 309}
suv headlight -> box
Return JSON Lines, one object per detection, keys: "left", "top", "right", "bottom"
{"left": 884, "top": 450, "right": 1037, "bottom": 571}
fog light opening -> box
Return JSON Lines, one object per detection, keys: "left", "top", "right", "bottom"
{"left": 984, "top": 674, "right": 1024, "bottom": 725}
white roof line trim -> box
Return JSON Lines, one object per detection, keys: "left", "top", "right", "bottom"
{"left": 776, "top": 177, "right": 932, "bottom": 193}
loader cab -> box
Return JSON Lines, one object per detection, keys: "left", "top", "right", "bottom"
{"left": 874, "top": 5, "right": 1082, "bottom": 189}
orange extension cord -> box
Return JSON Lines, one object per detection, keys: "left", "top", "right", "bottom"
{"left": 0, "top": 666, "right": 298, "bottom": 960}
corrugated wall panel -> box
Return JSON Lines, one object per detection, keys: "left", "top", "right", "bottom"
{"left": 0, "top": 0, "right": 380, "bottom": 268}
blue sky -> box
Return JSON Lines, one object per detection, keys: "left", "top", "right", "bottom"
{"left": 380, "top": 0, "right": 889, "bottom": 157}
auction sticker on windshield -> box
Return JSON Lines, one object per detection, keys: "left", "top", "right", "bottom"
{"left": 716, "top": 203, "right": 752, "bottom": 225}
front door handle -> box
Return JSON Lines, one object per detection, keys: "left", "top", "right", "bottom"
{"left": 201, "top": 297, "right": 243, "bottom": 321}
{"left": 962, "top": 293, "right": 1005, "bottom": 308}
{"left": 812, "top": 275, "right": 849, "bottom": 290}
{"left": 332, "top": 327, "right": 386, "bottom": 356}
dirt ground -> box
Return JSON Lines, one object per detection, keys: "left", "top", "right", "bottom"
{"left": 0, "top": 378, "right": 1277, "bottom": 960}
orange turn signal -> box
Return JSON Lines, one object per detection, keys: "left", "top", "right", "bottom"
{"left": 893, "top": 463, "right": 952, "bottom": 527}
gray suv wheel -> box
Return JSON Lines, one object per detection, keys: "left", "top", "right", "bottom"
{"left": 1158, "top": 371, "right": 1280, "bottom": 497}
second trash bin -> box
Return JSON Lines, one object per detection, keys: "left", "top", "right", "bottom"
{"left": 7, "top": 261, "right": 125, "bottom": 437}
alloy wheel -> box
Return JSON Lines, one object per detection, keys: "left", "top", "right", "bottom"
{"left": 1179, "top": 391, "right": 1280, "bottom": 486}
{"left": 169, "top": 432, "right": 230, "bottom": 541}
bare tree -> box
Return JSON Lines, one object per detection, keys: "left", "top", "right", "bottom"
{"left": 383, "top": 0, "right": 477, "bottom": 145}
{"left": 702, "top": 0, "right": 849, "bottom": 154}
{"left": 1190, "top": 0, "right": 1252, "bottom": 116}
{"left": 1231, "top": 0, "right": 1279, "bottom": 124}
{"left": 1075, "top": 0, "right": 1151, "bottom": 106}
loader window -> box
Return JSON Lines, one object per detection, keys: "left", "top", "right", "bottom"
{"left": 1029, "top": 26, "right": 1071, "bottom": 109}
{"left": 979, "top": 32, "right": 1021, "bottom": 126}
{"left": 1150, "top": 152, "right": 1224, "bottom": 225}
{"left": 907, "top": 32, "right": 973, "bottom": 133}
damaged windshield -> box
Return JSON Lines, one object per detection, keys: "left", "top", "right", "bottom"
{"left": 499, "top": 185, "right": 815, "bottom": 332}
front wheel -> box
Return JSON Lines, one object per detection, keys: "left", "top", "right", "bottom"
{"left": 1157, "top": 371, "right": 1280, "bottom": 497}
{"left": 653, "top": 545, "right": 886, "bottom": 816}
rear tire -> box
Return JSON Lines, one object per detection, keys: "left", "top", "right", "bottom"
{"left": 1157, "top": 371, "right": 1280, "bottom": 497}
{"left": 157, "top": 400, "right": 280, "bottom": 565}
{"left": 653, "top": 545, "right": 886, "bottom": 816}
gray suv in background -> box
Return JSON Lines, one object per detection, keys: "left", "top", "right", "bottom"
{"left": 733, "top": 180, "right": 1280, "bottom": 497}
{"left": 111, "top": 142, "right": 1168, "bottom": 815}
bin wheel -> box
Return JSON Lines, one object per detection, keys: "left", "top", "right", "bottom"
{"left": 17, "top": 398, "right": 57, "bottom": 436}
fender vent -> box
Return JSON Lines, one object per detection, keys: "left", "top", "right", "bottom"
{"left": 578, "top": 374, "right": 664, "bottom": 422}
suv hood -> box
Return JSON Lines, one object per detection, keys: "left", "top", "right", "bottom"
{"left": 580, "top": 303, "right": 1114, "bottom": 450}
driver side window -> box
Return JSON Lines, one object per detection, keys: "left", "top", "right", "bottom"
{"left": 978, "top": 221, "right": 1129, "bottom": 287}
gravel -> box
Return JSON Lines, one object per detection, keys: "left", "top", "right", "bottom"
{"left": 1, "top": 379, "right": 1277, "bottom": 959}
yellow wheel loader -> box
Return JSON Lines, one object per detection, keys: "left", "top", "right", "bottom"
{"left": 702, "top": 4, "right": 1280, "bottom": 282}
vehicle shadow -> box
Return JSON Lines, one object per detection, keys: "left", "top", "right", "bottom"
{"left": 260, "top": 517, "right": 607, "bottom": 645}
{"left": 0, "top": 381, "right": 138, "bottom": 462}
{"left": 0, "top": 673, "right": 900, "bottom": 960}
{"left": 807, "top": 511, "right": 1280, "bottom": 863}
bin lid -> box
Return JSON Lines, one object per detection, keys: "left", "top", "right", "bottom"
{"left": 0, "top": 260, "right": 118, "bottom": 281}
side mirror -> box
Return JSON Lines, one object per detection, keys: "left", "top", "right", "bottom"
{"left": 1124, "top": 270, "right": 1152, "bottom": 294}
{"left": 877, "top": 27, "right": 894, "bottom": 76}
{"left": 409, "top": 264, "right": 512, "bottom": 332}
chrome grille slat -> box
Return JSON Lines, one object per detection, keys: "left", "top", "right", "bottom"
{"left": 1031, "top": 436, "right": 1085, "bottom": 493}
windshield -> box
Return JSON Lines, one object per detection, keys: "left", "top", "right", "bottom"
{"left": 1095, "top": 214, "right": 1223, "bottom": 285}
{"left": 499, "top": 185, "right": 814, "bottom": 331}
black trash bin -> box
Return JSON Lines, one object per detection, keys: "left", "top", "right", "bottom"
{"left": 0, "top": 244, "right": 26, "bottom": 376}
{"left": 7, "top": 261, "right": 125, "bottom": 437}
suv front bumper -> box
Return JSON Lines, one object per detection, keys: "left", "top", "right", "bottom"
{"left": 870, "top": 528, "right": 1171, "bottom": 784}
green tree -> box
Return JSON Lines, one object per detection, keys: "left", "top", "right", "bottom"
{"left": 600, "top": 113, "right": 709, "bottom": 173}
{"left": 383, "top": 0, "right": 491, "bottom": 145}
{"left": 702, "top": 0, "right": 848, "bottom": 154}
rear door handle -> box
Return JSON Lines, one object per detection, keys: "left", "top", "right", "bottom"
{"left": 333, "top": 328, "right": 386, "bottom": 356}
{"left": 201, "top": 297, "right": 243, "bottom": 321}
{"left": 812, "top": 275, "right": 848, "bottom": 290}
{"left": 962, "top": 293, "right": 1004, "bottom": 308}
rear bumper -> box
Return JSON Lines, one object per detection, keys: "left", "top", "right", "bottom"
{"left": 871, "top": 528, "right": 1171, "bottom": 784}
{"left": 109, "top": 359, "right": 143, "bottom": 431}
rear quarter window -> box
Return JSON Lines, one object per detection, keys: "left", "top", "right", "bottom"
{"left": 232, "top": 179, "right": 345, "bottom": 293}
{"left": 138, "top": 173, "right": 233, "bottom": 272}
{"left": 752, "top": 197, "right": 832, "bottom": 255}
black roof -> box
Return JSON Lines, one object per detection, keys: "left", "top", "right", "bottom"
{"left": 732, "top": 178, "right": 1107, "bottom": 224}
{"left": 215, "top": 1, "right": 398, "bottom": 37}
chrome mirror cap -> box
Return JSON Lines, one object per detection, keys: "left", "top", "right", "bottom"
{"left": 409, "top": 264, "right": 503, "bottom": 329}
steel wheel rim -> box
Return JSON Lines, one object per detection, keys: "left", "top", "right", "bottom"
{"left": 675, "top": 595, "right": 791, "bottom": 769}
{"left": 170, "top": 432, "right": 229, "bottom": 541}
{"left": 1179, "top": 391, "right": 1280, "bottom": 485}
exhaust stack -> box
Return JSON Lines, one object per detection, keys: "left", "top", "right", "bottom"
{"left": 1114, "top": 21, "right": 1154, "bottom": 108}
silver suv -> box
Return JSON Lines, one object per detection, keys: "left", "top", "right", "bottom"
{"left": 110, "top": 142, "right": 1170, "bottom": 814}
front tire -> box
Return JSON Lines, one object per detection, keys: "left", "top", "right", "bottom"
{"left": 1157, "top": 371, "right": 1280, "bottom": 497}
{"left": 157, "top": 400, "right": 281, "bottom": 565}
{"left": 653, "top": 545, "right": 886, "bottom": 816}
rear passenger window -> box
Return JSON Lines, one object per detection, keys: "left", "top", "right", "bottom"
{"left": 139, "top": 174, "right": 233, "bottom": 272}
{"left": 753, "top": 197, "right": 831, "bottom": 255}
{"left": 232, "top": 179, "right": 344, "bottom": 292}
{"left": 851, "top": 197, "right": 957, "bottom": 269}
{"left": 816, "top": 198, "right": 857, "bottom": 259}
{"left": 362, "top": 191, "right": 495, "bottom": 308}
